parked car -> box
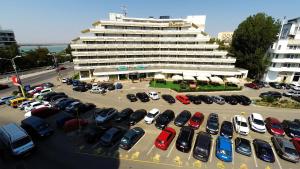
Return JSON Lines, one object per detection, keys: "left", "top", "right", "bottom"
{"left": 176, "top": 126, "right": 194, "bottom": 152}
{"left": 129, "top": 109, "right": 147, "bottom": 126}
{"left": 198, "top": 95, "right": 213, "bottom": 104}
{"left": 65, "top": 102, "right": 96, "bottom": 115}
{"left": 50, "top": 94, "right": 68, "bottom": 103}
{"left": 24, "top": 101, "right": 51, "bottom": 112}
{"left": 259, "top": 91, "right": 282, "bottom": 99}
{"left": 18, "top": 101, "right": 33, "bottom": 110}
{"left": 144, "top": 108, "right": 160, "bottom": 124}
{"left": 63, "top": 119, "right": 88, "bottom": 132}
{"left": 216, "top": 136, "right": 232, "bottom": 162}
{"left": 33, "top": 88, "right": 53, "bottom": 98}
{"left": 155, "top": 110, "right": 175, "bottom": 129}
{"left": 73, "top": 85, "right": 88, "bottom": 92}
{"left": 211, "top": 96, "right": 225, "bottom": 105}
{"left": 252, "top": 80, "right": 267, "bottom": 88}
{"left": 42, "top": 82, "right": 54, "bottom": 88}
{"left": 43, "top": 92, "right": 66, "bottom": 102}
{"left": 174, "top": 110, "right": 191, "bottom": 127}
{"left": 189, "top": 112, "right": 204, "bottom": 129}
{"left": 186, "top": 95, "right": 201, "bottom": 104}
{"left": 269, "top": 82, "right": 282, "bottom": 89}
{"left": 248, "top": 113, "right": 266, "bottom": 133}
{"left": 220, "top": 95, "right": 238, "bottom": 105}
{"left": 235, "top": 137, "right": 251, "bottom": 156}
{"left": 232, "top": 95, "right": 252, "bottom": 105}
{"left": 90, "top": 87, "right": 106, "bottom": 94}
{"left": 283, "top": 89, "right": 300, "bottom": 97}
{"left": 232, "top": 115, "right": 249, "bottom": 135}
{"left": 220, "top": 121, "right": 233, "bottom": 139}
{"left": 155, "top": 127, "right": 176, "bottom": 150}
{"left": 265, "top": 117, "right": 285, "bottom": 136}
{"left": 206, "top": 113, "right": 219, "bottom": 134}
{"left": 27, "top": 107, "right": 59, "bottom": 119}
{"left": 0, "top": 96, "right": 16, "bottom": 105}
{"left": 253, "top": 139, "right": 275, "bottom": 163}
{"left": 119, "top": 127, "right": 145, "bottom": 150}
{"left": 176, "top": 95, "right": 190, "bottom": 104}
{"left": 193, "top": 131, "right": 212, "bottom": 162}
{"left": 282, "top": 120, "right": 300, "bottom": 138}
{"left": 271, "top": 136, "right": 300, "bottom": 163}
{"left": 95, "top": 108, "right": 118, "bottom": 124}
{"left": 113, "top": 108, "right": 134, "bottom": 122}
{"left": 84, "top": 126, "right": 107, "bottom": 144}
{"left": 148, "top": 91, "right": 160, "bottom": 100}
{"left": 126, "top": 94, "right": 138, "bottom": 102}
{"left": 55, "top": 99, "right": 79, "bottom": 110}
{"left": 99, "top": 127, "right": 124, "bottom": 146}
{"left": 114, "top": 82, "right": 123, "bottom": 89}
{"left": 292, "top": 95, "right": 300, "bottom": 102}
{"left": 161, "top": 94, "right": 175, "bottom": 104}
{"left": 244, "top": 83, "right": 259, "bottom": 89}
{"left": 136, "top": 92, "right": 150, "bottom": 102}
{"left": 55, "top": 112, "right": 74, "bottom": 128}
{"left": 292, "top": 137, "right": 300, "bottom": 153}
{"left": 21, "top": 116, "right": 53, "bottom": 138}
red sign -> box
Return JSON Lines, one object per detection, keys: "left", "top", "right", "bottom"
{"left": 11, "top": 75, "right": 20, "bottom": 86}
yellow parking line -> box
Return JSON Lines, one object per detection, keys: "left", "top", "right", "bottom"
{"left": 240, "top": 164, "right": 248, "bottom": 169}
{"left": 130, "top": 151, "right": 140, "bottom": 160}
{"left": 152, "top": 153, "right": 161, "bottom": 163}
{"left": 173, "top": 156, "right": 183, "bottom": 166}
{"left": 193, "top": 160, "right": 202, "bottom": 168}
{"left": 217, "top": 161, "right": 225, "bottom": 169}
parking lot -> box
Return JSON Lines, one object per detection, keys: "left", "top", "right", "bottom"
{"left": 0, "top": 79, "right": 299, "bottom": 169}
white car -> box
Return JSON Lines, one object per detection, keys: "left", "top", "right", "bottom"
{"left": 24, "top": 105, "right": 49, "bottom": 118}
{"left": 90, "top": 87, "right": 105, "bottom": 94}
{"left": 248, "top": 113, "right": 266, "bottom": 133}
{"left": 24, "top": 101, "right": 51, "bottom": 112}
{"left": 144, "top": 108, "right": 160, "bottom": 124}
{"left": 61, "top": 78, "right": 68, "bottom": 83}
{"left": 18, "top": 101, "right": 33, "bottom": 110}
{"left": 33, "top": 88, "right": 53, "bottom": 98}
{"left": 232, "top": 115, "right": 250, "bottom": 135}
{"left": 148, "top": 92, "right": 160, "bottom": 100}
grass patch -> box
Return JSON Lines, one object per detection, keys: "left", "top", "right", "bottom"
{"left": 255, "top": 99, "right": 300, "bottom": 109}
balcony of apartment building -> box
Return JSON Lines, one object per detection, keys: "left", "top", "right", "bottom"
{"left": 78, "top": 36, "right": 209, "bottom": 42}
{"left": 269, "top": 62, "right": 300, "bottom": 72}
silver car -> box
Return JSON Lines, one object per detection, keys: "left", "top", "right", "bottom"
{"left": 211, "top": 96, "right": 225, "bottom": 105}
{"left": 271, "top": 136, "right": 300, "bottom": 163}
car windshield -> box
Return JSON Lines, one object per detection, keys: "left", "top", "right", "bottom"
{"left": 290, "top": 124, "right": 300, "bottom": 131}
{"left": 260, "top": 147, "right": 272, "bottom": 156}
{"left": 196, "top": 147, "right": 208, "bottom": 155}
{"left": 192, "top": 116, "right": 201, "bottom": 122}
{"left": 12, "top": 137, "right": 31, "bottom": 149}
{"left": 157, "top": 139, "right": 164, "bottom": 144}
{"left": 121, "top": 137, "right": 129, "bottom": 144}
{"left": 33, "top": 103, "right": 42, "bottom": 107}
{"left": 237, "top": 120, "right": 247, "bottom": 127}
{"left": 271, "top": 123, "right": 282, "bottom": 129}
{"left": 285, "top": 147, "right": 298, "bottom": 156}
{"left": 253, "top": 119, "right": 264, "bottom": 125}
{"left": 37, "top": 123, "right": 49, "bottom": 131}
{"left": 147, "top": 113, "right": 155, "bottom": 118}
{"left": 222, "top": 124, "right": 232, "bottom": 132}
{"left": 220, "top": 149, "right": 230, "bottom": 156}
{"left": 209, "top": 121, "right": 218, "bottom": 128}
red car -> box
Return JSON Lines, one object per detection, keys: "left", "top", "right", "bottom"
{"left": 244, "top": 83, "right": 259, "bottom": 89}
{"left": 31, "top": 107, "right": 59, "bottom": 118}
{"left": 155, "top": 127, "right": 176, "bottom": 150}
{"left": 265, "top": 117, "right": 285, "bottom": 136}
{"left": 292, "top": 137, "right": 300, "bottom": 153}
{"left": 189, "top": 112, "right": 204, "bottom": 129}
{"left": 176, "top": 95, "right": 190, "bottom": 104}
{"left": 63, "top": 119, "right": 88, "bottom": 132}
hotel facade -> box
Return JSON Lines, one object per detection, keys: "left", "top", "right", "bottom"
{"left": 264, "top": 17, "right": 300, "bottom": 83}
{"left": 71, "top": 13, "right": 248, "bottom": 81}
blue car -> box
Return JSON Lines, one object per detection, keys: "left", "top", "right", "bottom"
{"left": 216, "top": 136, "right": 232, "bottom": 162}
{"left": 0, "top": 96, "right": 16, "bottom": 105}
{"left": 4, "top": 96, "right": 18, "bottom": 105}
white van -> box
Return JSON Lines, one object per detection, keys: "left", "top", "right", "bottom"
{"left": 0, "top": 123, "right": 35, "bottom": 156}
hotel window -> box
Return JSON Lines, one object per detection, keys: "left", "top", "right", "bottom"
{"left": 272, "top": 63, "right": 276, "bottom": 67}
{"left": 278, "top": 45, "right": 281, "bottom": 50}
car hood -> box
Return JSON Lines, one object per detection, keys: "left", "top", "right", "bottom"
{"left": 270, "top": 128, "right": 285, "bottom": 135}
{"left": 252, "top": 123, "right": 266, "bottom": 130}
{"left": 144, "top": 116, "right": 154, "bottom": 122}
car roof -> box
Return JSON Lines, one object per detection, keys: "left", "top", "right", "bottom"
{"left": 251, "top": 113, "right": 264, "bottom": 120}
{"left": 0, "top": 123, "right": 27, "bottom": 141}
{"left": 275, "top": 136, "right": 295, "bottom": 149}
{"left": 218, "top": 136, "right": 231, "bottom": 151}
{"left": 268, "top": 117, "right": 281, "bottom": 123}
{"left": 158, "top": 129, "right": 173, "bottom": 140}
{"left": 149, "top": 108, "right": 159, "bottom": 114}
{"left": 234, "top": 115, "right": 247, "bottom": 122}
{"left": 22, "top": 116, "right": 45, "bottom": 127}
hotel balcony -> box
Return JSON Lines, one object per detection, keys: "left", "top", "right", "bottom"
{"left": 271, "top": 58, "right": 300, "bottom": 63}
{"left": 268, "top": 66, "right": 300, "bottom": 72}
{"left": 78, "top": 36, "right": 210, "bottom": 42}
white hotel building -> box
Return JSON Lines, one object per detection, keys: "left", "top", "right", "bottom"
{"left": 264, "top": 17, "right": 300, "bottom": 84}
{"left": 71, "top": 13, "right": 248, "bottom": 81}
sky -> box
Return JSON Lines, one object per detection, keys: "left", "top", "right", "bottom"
{"left": 0, "top": 0, "right": 299, "bottom": 44}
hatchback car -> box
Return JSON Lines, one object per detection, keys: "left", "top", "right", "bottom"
{"left": 176, "top": 95, "right": 190, "bottom": 104}
{"left": 144, "top": 108, "right": 160, "bottom": 124}
{"left": 161, "top": 94, "right": 175, "bottom": 104}
{"left": 206, "top": 113, "right": 219, "bottom": 134}
{"left": 193, "top": 131, "right": 212, "bottom": 162}
{"left": 248, "top": 113, "right": 266, "bottom": 133}
{"left": 282, "top": 120, "right": 300, "bottom": 138}
{"left": 95, "top": 108, "right": 118, "bottom": 124}
{"left": 233, "top": 115, "right": 249, "bottom": 135}
{"left": 265, "top": 117, "right": 285, "bottom": 136}
{"left": 176, "top": 126, "right": 194, "bottom": 152}
{"left": 253, "top": 139, "right": 275, "bottom": 163}
{"left": 216, "top": 136, "right": 232, "bottom": 162}
{"left": 155, "top": 127, "right": 176, "bottom": 150}
{"left": 174, "top": 110, "right": 191, "bottom": 127}
{"left": 129, "top": 109, "right": 147, "bottom": 126}
{"left": 211, "top": 96, "right": 225, "bottom": 105}
{"left": 198, "top": 95, "right": 213, "bottom": 104}
{"left": 99, "top": 127, "right": 125, "bottom": 147}
{"left": 155, "top": 110, "right": 175, "bottom": 129}
{"left": 119, "top": 127, "right": 145, "bottom": 150}
{"left": 235, "top": 137, "right": 251, "bottom": 156}
{"left": 272, "top": 136, "right": 300, "bottom": 163}
{"left": 189, "top": 112, "right": 204, "bottom": 129}
{"left": 220, "top": 121, "right": 233, "bottom": 139}
{"left": 136, "top": 92, "right": 150, "bottom": 102}
{"left": 113, "top": 108, "right": 134, "bottom": 122}
{"left": 126, "top": 94, "right": 138, "bottom": 102}
{"left": 148, "top": 91, "right": 160, "bottom": 100}
{"left": 21, "top": 116, "right": 53, "bottom": 138}
{"left": 186, "top": 95, "right": 201, "bottom": 104}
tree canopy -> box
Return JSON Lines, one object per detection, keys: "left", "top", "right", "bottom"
{"left": 231, "top": 13, "right": 281, "bottom": 79}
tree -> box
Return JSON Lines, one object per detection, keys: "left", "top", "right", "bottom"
{"left": 230, "top": 13, "right": 281, "bottom": 79}
{"left": 0, "top": 43, "right": 20, "bottom": 73}
{"left": 208, "top": 38, "right": 230, "bottom": 51}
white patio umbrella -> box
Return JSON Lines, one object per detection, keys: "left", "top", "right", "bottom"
{"left": 209, "top": 76, "right": 224, "bottom": 84}
{"left": 183, "top": 75, "right": 195, "bottom": 81}
{"left": 172, "top": 75, "right": 183, "bottom": 81}
{"left": 154, "top": 73, "right": 165, "bottom": 80}
{"left": 196, "top": 76, "right": 209, "bottom": 82}
{"left": 226, "top": 77, "right": 240, "bottom": 84}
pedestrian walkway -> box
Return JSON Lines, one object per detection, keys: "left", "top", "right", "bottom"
{"left": 0, "top": 69, "right": 55, "bottom": 84}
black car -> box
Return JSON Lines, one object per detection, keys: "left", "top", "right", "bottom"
{"left": 295, "top": 119, "right": 300, "bottom": 125}
{"left": 65, "top": 102, "right": 96, "bottom": 115}
{"left": 43, "top": 92, "right": 66, "bottom": 102}
{"left": 66, "top": 78, "right": 73, "bottom": 85}
{"left": 73, "top": 85, "right": 88, "bottom": 92}
{"left": 119, "top": 127, "right": 145, "bottom": 150}
{"left": 259, "top": 91, "right": 282, "bottom": 99}
{"left": 161, "top": 94, "right": 176, "bottom": 104}
{"left": 198, "top": 95, "right": 213, "bottom": 104}
{"left": 155, "top": 110, "right": 175, "bottom": 129}
{"left": 231, "top": 95, "right": 251, "bottom": 105}
{"left": 85, "top": 83, "right": 92, "bottom": 90}
{"left": 220, "top": 95, "right": 238, "bottom": 105}
{"left": 42, "top": 82, "right": 54, "bottom": 88}
{"left": 193, "top": 131, "right": 212, "bottom": 162}
{"left": 282, "top": 120, "right": 300, "bottom": 138}
{"left": 206, "top": 113, "right": 219, "bottom": 135}
{"left": 220, "top": 121, "right": 233, "bottom": 139}
{"left": 84, "top": 126, "right": 108, "bottom": 144}
{"left": 50, "top": 94, "right": 68, "bottom": 102}
{"left": 128, "top": 109, "right": 147, "bottom": 126}
{"left": 292, "top": 95, "right": 300, "bottom": 102}
{"left": 174, "top": 110, "right": 191, "bottom": 127}
{"left": 186, "top": 95, "right": 201, "bottom": 104}
{"left": 279, "top": 83, "right": 291, "bottom": 90}
{"left": 136, "top": 92, "right": 150, "bottom": 102}
{"left": 176, "top": 126, "right": 194, "bottom": 152}
{"left": 107, "top": 84, "right": 115, "bottom": 91}
{"left": 21, "top": 116, "right": 53, "bottom": 138}
{"left": 55, "top": 99, "right": 79, "bottom": 110}
{"left": 114, "top": 108, "right": 134, "bottom": 122}
{"left": 253, "top": 139, "right": 275, "bottom": 163}
{"left": 99, "top": 127, "right": 125, "bottom": 146}
{"left": 269, "top": 82, "right": 282, "bottom": 89}
{"left": 55, "top": 112, "right": 74, "bottom": 128}
{"left": 235, "top": 137, "right": 252, "bottom": 156}
{"left": 252, "top": 80, "right": 265, "bottom": 88}
{"left": 126, "top": 94, "right": 138, "bottom": 102}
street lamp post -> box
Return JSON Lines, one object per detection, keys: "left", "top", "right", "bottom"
{"left": 0, "top": 55, "right": 26, "bottom": 97}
